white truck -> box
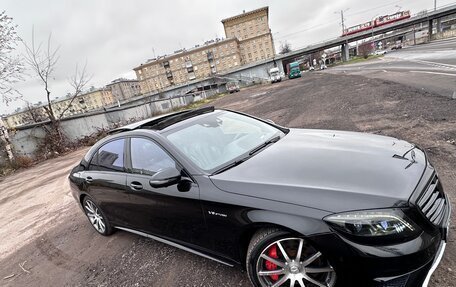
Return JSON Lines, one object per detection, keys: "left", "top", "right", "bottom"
{"left": 269, "top": 67, "right": 281, "bottom": 83}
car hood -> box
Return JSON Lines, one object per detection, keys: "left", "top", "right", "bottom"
{"left": 210, "top": 129, "right": 426, "bottom": 213}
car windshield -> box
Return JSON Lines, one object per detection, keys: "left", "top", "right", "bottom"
{"left": 164, "top": 111, "right": 283, "bottom": 172}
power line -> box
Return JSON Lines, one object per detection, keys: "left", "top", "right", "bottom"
{"left": 274, "top": 0, "right": 404, "bottom": 40}
{"left": 274, "top": 20, "right": 340, "bottom": 40}
{"left": 344, "top": 0, "right": 404, "bottom": 18}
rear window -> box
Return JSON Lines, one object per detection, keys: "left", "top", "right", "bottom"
{"left": 89, "top": 139, "right": 125, "bottom": 172}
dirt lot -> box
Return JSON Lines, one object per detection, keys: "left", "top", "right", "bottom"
{"left": 1, "top": 72, "right": 455, "bottom": 286}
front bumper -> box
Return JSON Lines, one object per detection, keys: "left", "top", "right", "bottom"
{"left": 310, "top": 198, "right": 450, "bottom": 287}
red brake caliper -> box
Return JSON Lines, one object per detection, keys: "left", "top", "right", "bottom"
{"left": 265, "top": 244, "right": 279, "bottom": 281}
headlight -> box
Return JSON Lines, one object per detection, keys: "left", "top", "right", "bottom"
{"left": 324, "top": 209, "right": 421, "bottom": 244}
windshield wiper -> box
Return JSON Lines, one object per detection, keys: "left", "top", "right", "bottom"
{"left": 213, "top": 158, "right": 248, "bottom": 175}
{"left": 249, "top": 135, "right": 281, "bottom": 156}
{"left": 213, "top": 135, "right": 281, "bottom": 175}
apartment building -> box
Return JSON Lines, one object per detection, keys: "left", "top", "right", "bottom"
{"left": 106, "top": 78, "right": 141, "bottom": 101}
{"left": 134, "top": 38, "right": 241, "bottom": 95}
{"left": 5, "top": 88, "right": 115, "bottom": 128}
{"left": 222, "top": 7, "right": 275, "bottom": 64}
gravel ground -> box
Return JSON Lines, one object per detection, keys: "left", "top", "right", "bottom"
{"left": 1, "top": 72, "right": 455, "bottom": 286}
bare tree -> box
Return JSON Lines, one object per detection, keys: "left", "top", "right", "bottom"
{"left": 22, "top": 30, "right": 90, "bottom": 154}
{"left": 20, "top": 99, "right": 47, "bottom": 123}
{"left": 279, "top": 42, "right": 292, "bottom": 54}
{"left": 0, "top": 11, "right": 24, "bottom": 105}
{"left": 358, "top": 42, "right": 373, "bottom": 59}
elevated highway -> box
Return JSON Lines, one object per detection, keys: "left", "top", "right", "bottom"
{"left": 276, "top": 4, "right": 456, "bottom": 63}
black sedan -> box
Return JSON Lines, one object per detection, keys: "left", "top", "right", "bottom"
{"left": 69, "top": 106, "right": 450, "bottom": 287}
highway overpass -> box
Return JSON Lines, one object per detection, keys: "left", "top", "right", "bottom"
{"left": 276, "top": 3, "right": 456, "bottom": 65}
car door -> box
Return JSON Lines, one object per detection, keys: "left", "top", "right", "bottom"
{"left": 82, "top": 138, "right": 131, "bottom": 226}
{"left": 125, "top": 137, "right": 206, "bottom": 245}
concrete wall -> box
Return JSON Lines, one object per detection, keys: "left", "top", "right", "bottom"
{"left": 5, "top": 57, "right": 280, "bottom": 159}
{"left": 9, "top": 92, "right": 211, "bottom": 158}
{"left": 222, "top": 59, "right": 284, "bottom": 81}
{"left": 432, "top": 29, "right": 456, "bottom": 40}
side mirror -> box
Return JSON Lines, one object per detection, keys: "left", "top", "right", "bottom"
{"left": 149, "top": 167, "right": 181, "bottom": 188}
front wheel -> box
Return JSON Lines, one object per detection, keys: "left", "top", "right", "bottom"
{"left": 246, "top": 228, "right": 336, "bottom": 287}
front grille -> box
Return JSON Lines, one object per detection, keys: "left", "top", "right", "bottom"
{"left": 417, "top": 174, "right": 447, "bottom": 226}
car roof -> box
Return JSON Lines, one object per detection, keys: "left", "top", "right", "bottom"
{"left": 108, "top": 106, "right": 215, "bottom": 135}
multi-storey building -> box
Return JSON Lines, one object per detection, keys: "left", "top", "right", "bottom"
{"left": 106, "top": 78, "right": 141, "bottom": 101}
{"left": 134, "top": 38, "right": 241, "bottom": 95}
{"left": 133, "top": 6, "right": 276, "bottom": 95}
{"left": 222, "top": 7, "right": 275, "bottom": 64}
{"left": 5, "top": 88, "right": 115, "bottom": 128}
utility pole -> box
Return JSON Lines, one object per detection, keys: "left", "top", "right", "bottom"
{"left": 335, "top": 9, "right": 349, "bottom": 35}
{"left": 434, "top": 0, "right": 437, "bottom": 11}
{"left": 340, "top": 10, "right": 345, "bottom": 34}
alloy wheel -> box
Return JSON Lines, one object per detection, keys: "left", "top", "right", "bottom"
{"left": 256, "top": 237, "right": 336, "bottom": 287}
{"left": 84, "top": 199, "right": 106, "bottom": 234}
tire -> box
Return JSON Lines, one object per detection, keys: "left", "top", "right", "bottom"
{"left": 82, "top": 196, "right": 114, "bottom": 236}
{"left": 246, "top": 228, "right": 336, "bottom": 287}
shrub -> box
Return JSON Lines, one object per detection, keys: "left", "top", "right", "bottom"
{"left": 12, "top": 156, "right": 34, "bottom": 169}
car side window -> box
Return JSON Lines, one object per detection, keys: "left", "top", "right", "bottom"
{"left": 130, "top": 138, "right": 176, "bottom": 176}
{"left": 90, "top": 139, "right": 125, "bottom": 172}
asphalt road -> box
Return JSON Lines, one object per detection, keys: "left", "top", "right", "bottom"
{"left": 327, "top": 37, "right": 456, "bottom": 99}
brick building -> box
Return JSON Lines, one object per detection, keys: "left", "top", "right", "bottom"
{"left": 222, "top": 7, "right": 275, "bottom": 64}
{"left": 134, "top": 38, "right": 241, "bottom": 95}
{"left": 134, "top": 6, "right": 276, "bottom": 95}
{"left": 106, "top": 78, "right": 141, "bottom": 101}
{"left": 5, "top": 88, "right": 115, "bottom": 128}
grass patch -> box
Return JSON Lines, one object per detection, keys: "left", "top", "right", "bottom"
{"left": 176, "top": 92, "right": 229, "bottom": 111}
{"left": 334, "top": 55, "right": 383, "bottom": 66}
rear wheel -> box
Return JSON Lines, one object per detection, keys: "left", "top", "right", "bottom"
{"left": 82, "top": 196, "right": 113, "bottom": 236}
{"left": 246, "top": 228, "right": 336, "bottom": 287}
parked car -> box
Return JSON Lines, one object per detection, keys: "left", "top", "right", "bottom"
{"left": 69, "top": 107, "right": 450, "bottom": 287}
{"left": 374, "top": 50, "right": 387, "bottom": 55}
{"left": 226, "top": 81, "right": 240, "bottom": 93}
{"left": 391, "top": 44, "right": 403, "bottom": 50}
{"left": 269, "top": 67, "right": 282, "bottom": 83}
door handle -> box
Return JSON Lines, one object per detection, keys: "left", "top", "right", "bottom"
{"left": 85, "top": 176, "right": 93, "bottom": 183}
{"left": 130, "top": 182, "right": 143, "bottom": 190}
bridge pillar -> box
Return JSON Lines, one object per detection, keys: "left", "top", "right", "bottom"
{"left": 341, "top": 43, "right": 349, "bottom": 62}
{"left": 428, "top": 19, "right": 433, "bottom": 41}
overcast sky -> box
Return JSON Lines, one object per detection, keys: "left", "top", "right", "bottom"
{"left": 2, "top": 0, "right": 454, "bottom": 114}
